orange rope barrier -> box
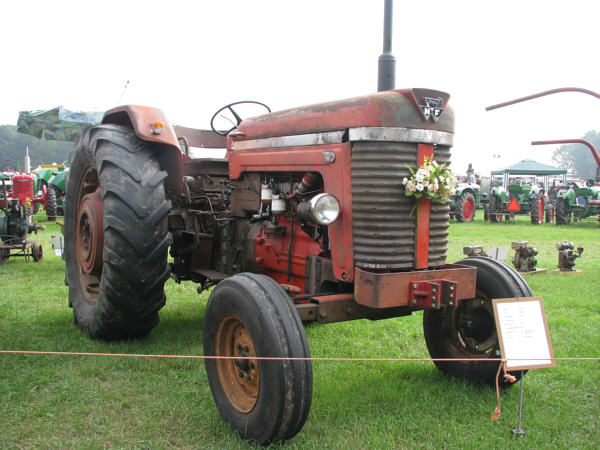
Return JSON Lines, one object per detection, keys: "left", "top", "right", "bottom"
{"left": 2, "top": 350, "right": 597, "bottom": 422}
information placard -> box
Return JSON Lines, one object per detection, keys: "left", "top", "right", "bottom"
{"left": 493, "top": 297, "right": 555, "bottom": 371}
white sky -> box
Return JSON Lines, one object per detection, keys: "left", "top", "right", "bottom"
{"left": 2, "top": 0, "right": 599, "bottom": 175}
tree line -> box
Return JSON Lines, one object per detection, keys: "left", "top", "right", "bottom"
{"left": 0, "top": 125, "right": 73, "bottom": 171}
{"left": 551, "top": 130, "right": 600, "bottom": 179}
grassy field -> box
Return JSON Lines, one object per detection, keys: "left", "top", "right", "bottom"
{"left": 1, "top": 212, "right": 598, "bottom": 448}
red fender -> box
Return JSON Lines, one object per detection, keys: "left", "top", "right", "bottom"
{"left": 102, "top": 105, "right": 184, "bottom": 195}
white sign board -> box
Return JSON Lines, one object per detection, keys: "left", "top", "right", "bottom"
{"left": 493, "top": 297, "right": 555, "bottom": 371}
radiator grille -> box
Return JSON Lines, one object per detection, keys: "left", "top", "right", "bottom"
{"left": 351, "top": 141, "right": 450, "bottom": 270}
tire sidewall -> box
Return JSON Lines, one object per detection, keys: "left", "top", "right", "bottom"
{"left": 64, "top": 133, "right": 97, "bottom": 325}
{"left": 204, "top": 278, "right": 289, "bottom": 442}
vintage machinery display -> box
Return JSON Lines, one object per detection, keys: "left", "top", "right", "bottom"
{"left": 484, "top": 159, "right": 566, "bottom": 224}
{"left": 556, "top": 241, "right": 583, "bottom": 271}
{"left": 62, "top": 86, "right": 535, "bottom": 444}
{"left": 532, "top": 140, "right": 600, "bottom": 225}
{"left": 32, "top": 164, "right": 69, "bottom": 221}
{"left": 511, "top": 240, "right": 539, "bottom": 273}
{"left": 1, "top": 174, "right": 44, "bottom": 263}
{"left": 487, "top": 87, "right": 600, "bottom": 225}
{"left": 449, "top": 165, "right": 481, "bottom": 222}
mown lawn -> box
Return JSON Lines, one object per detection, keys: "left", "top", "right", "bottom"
{"left": 0, "top": 212, "right": 598, "bottom": 448}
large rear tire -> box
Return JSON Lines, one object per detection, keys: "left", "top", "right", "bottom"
{"left": 45, "top": 186, "right": 57, "bottom": 221}
{"left": 555, "top": 198, "right": 570, "bottom": 225}
{"left": 488, "top": 195, "right": 503, "bottom": 223}
{"left": 204, "top": 273, "right": 312, "bottom": 445}
{"left": 530, "top": 197, "right": 544, "bottom": 225}
{"left": 64, "top": 125, "right": 171, "bottom": 340}
{"left": 455, "top": 192, "right": 476, "bottom": 222}
{"left": 423, "top": 256, "right": 532, "bottom": 386}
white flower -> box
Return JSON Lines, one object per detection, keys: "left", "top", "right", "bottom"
{"left": 416, "top": 183, "right": 424, "bottom": 191}
{"left": 402, "top": 177, "right": 408, "bottom": 185}
{"left": 415, "top": 173, "right": 424, "bottom": 183}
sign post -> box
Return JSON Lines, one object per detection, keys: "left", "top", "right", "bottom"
{"left": 493, "top": 297, "right": 555, "bottom": 435}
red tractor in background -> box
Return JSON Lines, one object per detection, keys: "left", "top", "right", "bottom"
{"left": 1, "top": 171, "right": 44, "bottom": 262}
{"left": 63, "top": 88, "right": 532, "bottom": 443}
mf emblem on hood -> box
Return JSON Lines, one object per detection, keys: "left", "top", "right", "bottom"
{"left": 410, "top": 89, "right": 450, "bottom": 123}
{"left": 420, "top": 97, "right": 444, "bottom": 122}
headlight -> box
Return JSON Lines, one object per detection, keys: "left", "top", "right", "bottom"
{"left": 297, "top": 193, "right": 340, "bottom": 225}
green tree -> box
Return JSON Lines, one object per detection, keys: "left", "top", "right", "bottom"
{"left": 552, "top": 130, "right": 600, "bottom": 179}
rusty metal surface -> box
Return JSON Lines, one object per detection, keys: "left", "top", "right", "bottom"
{"left": 236, "top": 89, "right": 455, "bottom": 141}
{"left": 354, "top": 264, "right": 477, "bottom": 309}
{"left": 295, "top": 293, "right": 413, "bottom": 324}
{"left": 351, "top": 141, "right": 450, "bottom": 270}
{"left": 485, "top": 87, "right": 600, "bottom": 111}
{"left": 173, "top": 125, "right": 227, "bottom": 149}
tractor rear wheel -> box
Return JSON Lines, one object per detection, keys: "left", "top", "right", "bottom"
{"left": 545, "top": 204, "right": 555, "bottom": 223}
{"left": 530, "top": 197, "right": 544, "bottom": 225}
{"left": 204, "top": 273, "right": 312, "bottom": 445}
{"left": 423, "top": 256, "right": 532, "bottom": 386}
{"left": 46, "top": 186, "right": 57, "bottom": 222}
{"left": 455, "top": 192, "right": 476, "bottom": 222}
{"left": 555, "top": 199, "right": 570, "bottom": 225}
{"left": 64, "top": 125, "right": 171, "bottom": 340}
{"left": 488, "top": 195, "right": 503, "bottom": 223}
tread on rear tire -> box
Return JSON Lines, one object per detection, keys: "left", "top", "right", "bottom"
{"left": 64, "top": 124, "right": 171, "bottom": 340}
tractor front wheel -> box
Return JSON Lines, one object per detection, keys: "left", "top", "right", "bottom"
{"left": 32, "top": 243, "right": 43, "bottom": 262}
{"left": 455, "top": 192, "right": 476, "bottom": 222}
{"left": 64, "top": 125, "right": 171, "bottom": 339}
{"left": 204, "top": 273, "right": 312, "bottom": 445}
{"left": 423, "top": 256, "right": 532, "bottom": 386}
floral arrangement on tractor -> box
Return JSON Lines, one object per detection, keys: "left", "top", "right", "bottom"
{"left": 402, "top": 156, "right": 456, "bottom": 203}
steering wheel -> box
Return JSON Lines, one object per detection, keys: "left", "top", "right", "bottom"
{"left": 210, "top": 101, "right": 271, "bottom": 136}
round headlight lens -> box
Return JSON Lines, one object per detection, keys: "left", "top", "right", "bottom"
{"left": 310, "top": 193, "right": 340, "bottom": 225}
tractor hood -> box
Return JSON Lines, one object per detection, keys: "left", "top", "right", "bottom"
{"left": 235, "top": 88, "right": 454, "bottom": 140}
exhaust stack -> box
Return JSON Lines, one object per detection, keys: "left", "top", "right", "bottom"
{"left": 377, "top": 0, "right": 396, "bottom": 91}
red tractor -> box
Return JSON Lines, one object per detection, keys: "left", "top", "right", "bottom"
{"left": 64, "top": 90, "right": 532, "bottom": 443}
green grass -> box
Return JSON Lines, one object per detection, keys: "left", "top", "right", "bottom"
{"left": 1, "top": 213, "right": 599, "bottom": 448}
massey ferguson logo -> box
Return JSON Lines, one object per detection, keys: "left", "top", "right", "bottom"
{"left": 419, "top": 97, "right": 444, "bottom": 122}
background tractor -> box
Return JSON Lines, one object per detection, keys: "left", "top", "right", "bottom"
{"left": 449, "top": 165, "right": 481, "bottom": 222}
{"left": 1, "top": 172, "right": 44, "bottom": 263}
{"left": 485, "top": 159, "right": 566, "bottom": 224}
{"left": 32, "top": 164, "right": 69, "bottom": 221}
{"left": 532, "top": 139, "right": 600, "bottom": 225}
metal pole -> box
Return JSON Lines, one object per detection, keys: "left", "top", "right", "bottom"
{"left": 377, "top": 0, "right": 396, "bottom": 91}
{"left": 486, "top": 87, "right": 600, "bottom": 111}
{"left": 512, "top": 371, "right": 526, "bottom": 436}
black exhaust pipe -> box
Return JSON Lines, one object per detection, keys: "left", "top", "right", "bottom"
{"left": 377, "top": 0, "right": 396, "bottom": 91}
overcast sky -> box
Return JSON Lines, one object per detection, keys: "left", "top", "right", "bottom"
{"left": 2, "top": 0, "right": 598, "bottom": 174}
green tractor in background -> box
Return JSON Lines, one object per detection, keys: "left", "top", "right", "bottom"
{"left": 32, "top": 164, "right": 69, "bottom": 221}
{"left": 485, "top": 159, "right": 566, "bottom": 224}
{"left": 486, "top": 180, "right": 546, "bottom": 223}
{"left": 449, "top": 164, "right": 482, "bottom": 222}
{"left": 552, "top": 179, "right": 600, "bottom": 224}
{"left": 532, "top": 139, "right": 600, "bottom": 225}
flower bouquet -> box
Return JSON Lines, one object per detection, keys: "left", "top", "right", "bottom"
{"left": 402, "top": 156, "right": 456, "bottom": 210}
